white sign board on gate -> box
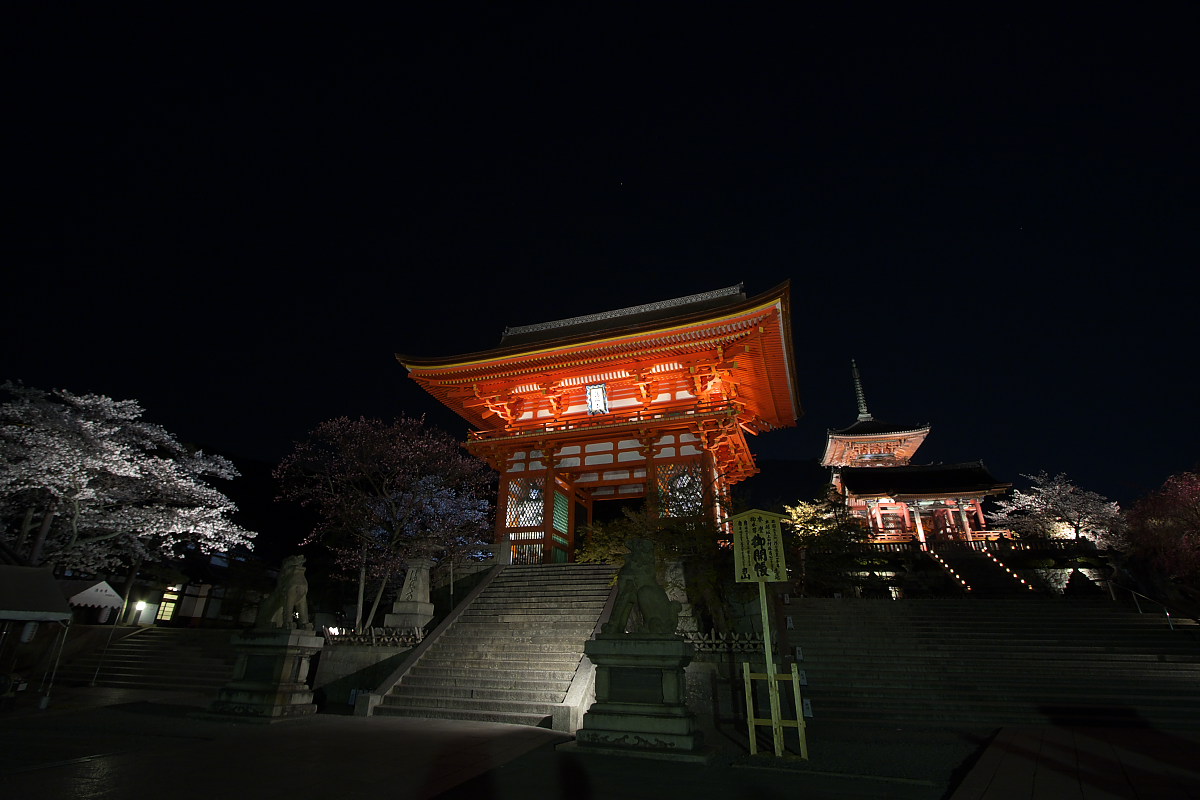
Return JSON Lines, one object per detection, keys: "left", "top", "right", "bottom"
{"left": 731, "top": 509, "right": 788, "bottom": 583}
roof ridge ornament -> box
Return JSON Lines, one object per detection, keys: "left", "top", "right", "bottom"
{"left": 851, "top": 359, "right": 873, "bottom": 422}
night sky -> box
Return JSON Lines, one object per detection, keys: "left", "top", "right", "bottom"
{"left": 6, "top": 7, "right": 1197, "bottom": 510}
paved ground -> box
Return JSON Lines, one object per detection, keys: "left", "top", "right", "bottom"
{"left": 1, "top": 686, "right": 1197, "bottom": 799}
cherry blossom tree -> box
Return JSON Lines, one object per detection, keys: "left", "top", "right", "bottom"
{"left": 1124, "top": 472, "right": 1200, "bottom": 603}
{"left": 0, "top": 382, "right": 254, "bottom": 572}
{"left": 274, "top": 416, "right": 492, "bottom": 631}
{"left": 987, "top": 471, "right": 1123, "bottom": 546}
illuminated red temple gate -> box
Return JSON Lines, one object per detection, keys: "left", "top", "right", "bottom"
{"left": 398, "top": 283, "right": 801, "bottom": 563}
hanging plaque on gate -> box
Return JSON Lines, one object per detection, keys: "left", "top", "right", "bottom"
{"left": 730, "top": 509, "right": 788, "bottom": 583}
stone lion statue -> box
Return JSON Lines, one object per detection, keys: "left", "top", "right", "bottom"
{"left": 255, "top": 555, "right": 310, "bottom": 630}
{"left": 602, "top": 538, "right": 681, "bottom": 635}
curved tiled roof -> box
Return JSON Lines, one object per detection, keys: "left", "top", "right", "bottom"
{"left": 499, "top": 284, "right": 746, "bottom": 347}
{"left": 839, "top": 461, "right": 1009, "bottom": 497}
{"left": 829, "top": 418, "right": 931, "bottom": 437}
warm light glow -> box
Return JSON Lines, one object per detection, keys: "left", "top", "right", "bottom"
{"left": 135, "top": 601, "right": 146, "bottom": 611}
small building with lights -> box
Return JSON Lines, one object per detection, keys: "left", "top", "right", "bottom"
{"left": 398, "top": 283, "right": 801, "bottom": 563}
{"left": 822, "top": 362, "right": 1010, "bottom": 547}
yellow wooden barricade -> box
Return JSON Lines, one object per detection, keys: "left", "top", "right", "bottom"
{"left": 742, "top": 660, "right": 809, "bottom": 759}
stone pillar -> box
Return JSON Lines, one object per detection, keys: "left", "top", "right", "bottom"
{"left": 208, "top": 629, "right": 324, "bottom": 721}
{"left": 912, "top": 504, "right": 928, "bottom": 549}
{"left": 384, "top": 559, "right": 435, "bottom": 629}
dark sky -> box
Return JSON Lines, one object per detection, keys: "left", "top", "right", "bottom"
{"left": 6, "top": 7, "right": 1197, "bottom": 507}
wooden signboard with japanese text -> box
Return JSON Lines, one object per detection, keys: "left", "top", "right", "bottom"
{"left": 731, "top": 510, "right": 788, "bottom": 583}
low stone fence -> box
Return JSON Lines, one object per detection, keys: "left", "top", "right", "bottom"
{"left": 680, "top": 629, "right": 764, "bottom": 656}
{"left": 323, "top": 627, "right": 424, "bottom": 647}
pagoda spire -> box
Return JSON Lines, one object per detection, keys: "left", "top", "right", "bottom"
{"left": 851, "top": 359, "right": 873, "bottom": 421}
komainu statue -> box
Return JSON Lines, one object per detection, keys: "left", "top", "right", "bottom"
{"left": 602, "top": 538, "right": 681, "bottom": 635}
{"left": 255, "top": 555, "right": 310, "bottom": 630}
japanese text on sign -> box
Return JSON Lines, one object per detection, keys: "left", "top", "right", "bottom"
{"left": 731, "top": 510, "right": 788, "bottom": 583}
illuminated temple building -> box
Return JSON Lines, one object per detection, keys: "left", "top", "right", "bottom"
{"left": 398, "top": 283, "right": 801, "bottom": 564}
{"left": 821, "top": 362, "right": 1010, "bottom": 547}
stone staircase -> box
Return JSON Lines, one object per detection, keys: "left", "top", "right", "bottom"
{"left": 56, "top": 627, "right": 237, "bottom": 691}
{"left": 784, "top": 597, "right": 1200, "bottom": 729}
{"left": 374, "top": 563, "right": 614, "bottom": 727}
{"left": 930, "top": 544, "right": 1039, "bottom": 597}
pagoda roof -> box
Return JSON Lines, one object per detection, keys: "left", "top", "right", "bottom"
{"left": 829, "top": 418, "right": 931, "bottom": 437}
{"left": 839, "top": 461, "right": 1010, "bottom": 498}
{"left": 498, "top": 284, "right": 747, "bottom": 348}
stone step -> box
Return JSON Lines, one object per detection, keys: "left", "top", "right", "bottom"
{"left": 461, "top": 613, "right": 603, "bottom": 625}
{"left": 407, "top": 664, "right": 578, "bottom": 682}
{"left": 431, "top": 643, "right": 587, "bottom": 656}
{"left": 439, "top": 633, "right": 592, "bottom": 642}
{"left": 400, "top": 675, "right": 573, "bottom": 693}
{"left": 803, "top": 701, "right": 1198, "bottom": 728}
{"left": 796, "top": 644, "right": 1200, "bottom": 660}
{"left": 799, "top": 662, "right": 1200, "bottom": 680}
{"left": 383, "top": 694, "right": 555, "bottom": 716}
{"left": 466, "top": 599, "right": 610, "bottom": 610}
{"left": 372, "top": 704, "right": 552, "bottom": 727}
{"left": 449, "top": 621, "right": 597, "bottom": 633}
{"left": 411, "top": 653, "right": 583, "bottom": 669}
{"left": 393, "top": 684, "right": 567, "bottom": 703}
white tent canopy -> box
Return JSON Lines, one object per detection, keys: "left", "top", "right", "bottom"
{"left": 58, "top": 579, "right": 123, "bottom": 610}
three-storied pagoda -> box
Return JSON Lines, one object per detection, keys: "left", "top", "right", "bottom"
{"left": 398, "top": 283, "right": 801, "bottom": 564}
{"left": 821, "top": 361, "right": 1010, "bottom": 547}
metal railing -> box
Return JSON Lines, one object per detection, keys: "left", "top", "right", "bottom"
{"left": 1097, "top": 580, "right": 1199, "bottom": 635}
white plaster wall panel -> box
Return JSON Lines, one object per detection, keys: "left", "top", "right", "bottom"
{"left": 658, "top": 447, "right": 677, "bottom": 458}
{"left": 527, "top": 460, "right": 544, "bottom": 470}
{"left": 654, "top": 392, "right": 673, "bottom": 403}
{"left": 584, "top": 454, "right": 614, "bottom": 466}
{"left": 617, "top": 439, "right": 640, "bottom": 450}
{"left": 507, "top": 463, "right": 526, "bottom": 473}
{"left": 679, "top": 433, "right": 699, "bottom": 443}
{"left": 681, "top": 445, "right": 702, "bottom": 456}
{"left": 585, "top": 442, "right": 614, "bottom": 453}
{"left": 557, "top": 456, "right": 581, "bottom": 468}
{"left": 576, "top": 473, "right": 599, "bottom": 483}
{"left": 566, "top": 403, "right": 588, "bottom": 415}
{"left": 559, "top": 445, "right": 581, "bottom": 456}
{"left": 618, "top": 485, "right": 642, "bottom": 494}
{"left": 617, "top": 450, "right": 644, "bottom": 463}
{"left": 602, "top": 470, "right": 631, "bottom": 481}
{"left": 609, "top": 397, "right": 639, "bottom": 409}
{"left": 658, "top": 434, "right": 676, "bottom": 445}
{"left": 530, "top": 450, "right": 544, "bottom": 459}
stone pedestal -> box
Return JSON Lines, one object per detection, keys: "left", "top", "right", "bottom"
{"left": 207, "top": 629, "right": 324, "bottom": 722}
{"left": 384, "top": 559, "right": 435, "bottom": 629}
{"left": 567, "top": 633, "right": 711, "bottom": 761}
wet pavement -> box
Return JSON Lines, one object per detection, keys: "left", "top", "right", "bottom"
{"left": 0, "top": 686, "right": 1197, "bottom": 799}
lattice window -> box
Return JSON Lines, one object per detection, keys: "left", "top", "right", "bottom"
{"left": 553, "top": 491, "right": 570, "bottom": 534}
{"left": 657, "top": 462, "right": 704, "bottom": 517}
{"left": 505, "top": 477, "right": 545, "bottom": 528}
{"left": 512, "top": 543, "right": 544, "bottom": 564}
